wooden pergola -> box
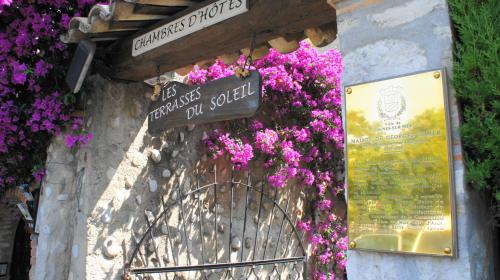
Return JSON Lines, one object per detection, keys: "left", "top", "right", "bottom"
{"left": 62, "top": 0, "right": 339, "bottom": 83}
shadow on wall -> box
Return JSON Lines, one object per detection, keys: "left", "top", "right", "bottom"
{"left": 34, "top": 74, "right": 309, "bottom": 280}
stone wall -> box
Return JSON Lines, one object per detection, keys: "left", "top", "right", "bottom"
{"left": 30, "top": 75, "right": 308, "bottom": 280}
{"left": 29, "top": 1, "right": 498, "bottom": 279}
{"left": 332, "top": 0, "right": 497, "bottom": 279}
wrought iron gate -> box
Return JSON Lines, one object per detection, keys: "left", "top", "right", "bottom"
{"left": 124, "top": 166, "right": 307, "bottom": 279}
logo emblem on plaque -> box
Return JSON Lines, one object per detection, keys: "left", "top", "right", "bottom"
{"left": 377, "top": 85, "right": 406, "bottom": 119}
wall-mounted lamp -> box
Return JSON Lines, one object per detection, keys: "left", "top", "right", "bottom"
{"left": 65, "top": 39, "right": 96, "bottom": 93}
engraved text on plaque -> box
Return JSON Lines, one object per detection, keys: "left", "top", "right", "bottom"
{"left": 345, "top": 69, "right": 456, "bottom": 256}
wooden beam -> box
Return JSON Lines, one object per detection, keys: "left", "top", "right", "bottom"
{"left": 217, "top": 52, "right": 240, "bottom": 65}
{"left": 305, "top": 22, "right": 337, "bottom": 47}
{"left": 111, "top": 1, "right": 167, "bottom": 21}
{"left": 132, "top": 4, "right": 185, "bottom": 15}
{"left": 110, "top": 0, "right": 337, "bottom": 81}
{"left": 326, "top": 0, "right": 341, "bottom": 8}
{"left": 241, "top": 44, "right": 270, "bottom": 60}
{"left": 175, "top": 64, "right": 194, "bottom": 75}
{"left": 268, "top": 37, "right": 300, "bottom": 54}
{"left": 125, "top": 0, "right": 199, "bottom": 7}
{"left": 195, "top": 59, "right": 213, "bottom": 68}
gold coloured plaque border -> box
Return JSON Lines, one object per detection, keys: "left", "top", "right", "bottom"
{"left": 342, "top": 68, "right": 458, "bottom": 257}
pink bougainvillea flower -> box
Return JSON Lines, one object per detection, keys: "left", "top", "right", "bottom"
{"left": 11, "top": 61, "right": 27, "bottom": 85}
{"left": 194, "top": 41, "right": 346, "bottom": 278}
{"left": 310, "top": 234, "right": 325, "bottom": 245}
{"left": 65, "top": 133, "right": 93, "bottom": 149}
{"left": 32, "top": 169, "right": 46, "bottom": 183}
{"left": 255, "top": 129, "right": 278, "bottom": 155}
{"left": 317, "top": 199, "right": 333, "bottom": 211}
{"left": 297, "top": 219, "right": 312, "bottom": 232}
{"left": 0, "top": 0, "right": 98, "bottom": 191}
{"left": 0, "top": 0, "right": 12, "bottom": 14}
{"left": 280, "top": 141, "right": 301, "bottom": 167}
{"left": 34, "top": 60, "right": 51, "bottom": 77}
{"left": 268, "top": 168, "right": 288, "bottom": 188}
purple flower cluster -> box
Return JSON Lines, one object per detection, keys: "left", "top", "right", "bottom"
{"left": 0, "top": 1, "right": 97, "bottom": 188}
{"left": 255, "top": 129, "right": 278, "bottom": 155}
{"left": 65, "top": 133, "right": 93, "bottom": 149}
{"left": 0, "top": 100, "right": 21, "bottom": 153}
{"left": 306, "top": 212, "right": 348, "bottom": 279}
{"left": 192, "top": 42, "right": 346, "bottom": 278}
{"left": 27, "top": 91, "right": 69, "bottom": 133}
{"left": 32, "top": 168, "right": 46, "bottom": 183}
{"left": 0, "top": 1, "right": 13, "bottom": 13}
{"left": 297, "top": 207, "right": 348, "bottom": 279}
{"left": 203, "top": 130, "right": 253, "bottom": 170}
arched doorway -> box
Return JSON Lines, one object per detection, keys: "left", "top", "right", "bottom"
{"left": 10, "top": 219, "right": 30, "bottom": 280}
{"left": 0, "top": 200, "right": 31, "bottom": 280}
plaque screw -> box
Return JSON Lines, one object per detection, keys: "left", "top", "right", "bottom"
{"left": 349, "top": 241, "right": 356, "bottom": 249}
{"left": 346, "top": 88, "right": 352, "bottom": 94}
{"left": 433, "top": 71, "right": 441, "bottom": 79}
{"left": 444, "top": 247, "right": 451, "bottom": 254}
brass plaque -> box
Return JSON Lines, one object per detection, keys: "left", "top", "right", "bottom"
{"left": 345, "top": 69, "right": 456, "bottom": 256}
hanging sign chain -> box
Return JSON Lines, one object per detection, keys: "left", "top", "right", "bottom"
{"left": 244, "top": 32, "right": 256, "bottom": 70}
{"left": 151, "top": 65, "right": 161, "bottom": 101}
{"left": 236, "top": 32, "right": 256, "bottom": 79}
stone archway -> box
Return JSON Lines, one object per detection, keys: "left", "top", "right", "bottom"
{"left": 0, "top": 201, "right": 29, "bottom": 280}
{"left": 10, "top": 219, "right": 31, "bottom": 280}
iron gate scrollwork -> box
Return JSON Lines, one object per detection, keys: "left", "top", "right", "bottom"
{"left": 124, "top": 166, "right": 307, "bottom": 279}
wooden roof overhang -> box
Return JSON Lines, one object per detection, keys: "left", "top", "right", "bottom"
{"left": 62, "top": 0, "right": 339, "bottom": 83}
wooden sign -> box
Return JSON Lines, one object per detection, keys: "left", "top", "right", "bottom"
{"left": 148, "top": 71, "right": 261, "bottom": 134}
{"left": 133, "top": 0, "right": 248, "bottom": 56}
{"left": 345, "top": 69, "right": 456, "bottom": 256}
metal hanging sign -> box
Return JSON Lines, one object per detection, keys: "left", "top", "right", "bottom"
{"left": 148, "top": 71, "right": 261, "bottom": 134}
{"left": 132, "top": 0, "right": 248, "bottom": 57}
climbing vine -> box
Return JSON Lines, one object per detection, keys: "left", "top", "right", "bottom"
{"left": 188, "top": 42, "right": 347, "bottom": 279}
{"left": 0, "top": 0, "right": 96, "bottom": 192}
